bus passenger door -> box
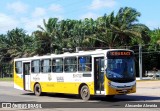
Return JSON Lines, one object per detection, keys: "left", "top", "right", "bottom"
{"left": 93, "top": 56, "right": 105, "bottom": 94}
{"left": 23, "top": 62, "right": 31, "bottom": 90}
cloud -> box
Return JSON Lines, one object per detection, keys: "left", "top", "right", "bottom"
{"left": 22, "top": 5, "right": 64, "bottom": 34}
{"left": 80, "top": 12, "right": 99, "bottom": 19}
{"left": 0, "top": 13, "right": 45, "bottom": 34}
{"left": 2, "top": 3, "right": 64, "bottom": 34}
{"left": 20, "top": 17, "right": 46, "bottom": 34}
{"left": 49, "top": 4, "right": 63, "bottom": 12}
{"left": 89, "top": 0, "right": 117, "bottom": 10}
{"left": 22, "top": 15, "right": 64, "bottom": 34}
{"left": 0, "top": 13, "right": 19, "bottom": 34}
{"left": 32, "top": 7, "right": 46, "bottom": 18}
{"left": 7, "top": 1, "right": 28, "bottom": 13}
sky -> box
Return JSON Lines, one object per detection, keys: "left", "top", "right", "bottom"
{"left": 0, "top": 0, "right": 160, "bottom": 34}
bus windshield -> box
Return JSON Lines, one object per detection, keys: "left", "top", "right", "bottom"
{"left": 106, "top": 57, "right": 135, "bottom": 81}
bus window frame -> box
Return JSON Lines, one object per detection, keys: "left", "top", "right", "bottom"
{"left": 41, "top": 58, "right": 51, "bottom": 73}
{"left": 15, "top": 61, "right": 22, "bottom": 74}
{"left": 52, "top": 58, "right": 63, "bottom": 73}
{"left": 31, "top": 59, "right": 41, "bottom": 73}
{"left": 64, "top": 57, "right": 77, "bottom": 73}
{"left": 78, "top": 56, "right": 92, "bottom": 72}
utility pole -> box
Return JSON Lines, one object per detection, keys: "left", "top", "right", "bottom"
{"left": 139, "top": 44, "right": 142, "bottom": 80}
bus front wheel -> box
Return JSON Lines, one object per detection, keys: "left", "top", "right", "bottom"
{"left": 34, "top": 83, "right": 42, "bottom": 96}
{"left": 80, "top": 85, "right": 90, "bottom": 101}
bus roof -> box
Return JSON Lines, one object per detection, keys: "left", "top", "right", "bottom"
{"left": 14, "top": 49, "right": 133, "bottom": 61}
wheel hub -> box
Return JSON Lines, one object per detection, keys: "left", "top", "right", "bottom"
{"left": 83, "top": 89, "right": 88, "bottom": 97}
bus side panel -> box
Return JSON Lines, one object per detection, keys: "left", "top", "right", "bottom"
{"left": 60, "top": 82, "right": 94, "bottom": 95}
{"left": 14, "top": 69, "right": 24, "bottom": 90}
{"left": 31, "top": 82, "right": 94, "bottom": 95}
{"left": 31, "top": 73, "right": 95, "bottom": 95}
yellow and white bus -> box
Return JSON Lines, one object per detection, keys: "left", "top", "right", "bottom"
{"left": 14, "top": 49, "right": 136, "bottom": 100}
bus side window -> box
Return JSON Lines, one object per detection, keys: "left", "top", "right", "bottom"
{"left": 15, "top": 61, "right": 22, "bottom": 74}
{"left": 41, "top": 59, "right": 51, "bottom": 73}
{"left": 79, "top": 57, "right": 86, "bottom": 71}
{"left": 78, "top": 56, "right": 92, "bottom": 72}
{"left": 64, "top": 57, "right": 77, "bottom": 72}
{"left": 31, "top": 60, "right": 40, "bottom": 73}
{"left": 52, "top": 58, "right": 63, "bottom": 73}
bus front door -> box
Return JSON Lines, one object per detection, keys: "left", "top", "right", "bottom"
{"left": 23, "top": 62, "right": 31, "bottom": 90}
{"left": 94, "top": 57, "right": 105, "bottom": 94}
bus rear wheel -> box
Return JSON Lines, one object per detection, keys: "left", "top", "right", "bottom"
{"left": 34, "top": 83, "right": 42, "bottom": 96}
{"left": 80, "top": 85, "right": 90, "bottom": 101}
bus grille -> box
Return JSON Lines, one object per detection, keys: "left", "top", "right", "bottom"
{"left": 116, "top": 89, "right": 132, "bottom": 94}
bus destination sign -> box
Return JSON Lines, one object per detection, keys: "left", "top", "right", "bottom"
{"left": 107, "top": 51, "right": 133, "bottom": 57}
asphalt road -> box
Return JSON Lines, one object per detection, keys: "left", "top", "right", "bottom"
{"left": 0, "top": 81, "right": 160, "bottom": 111}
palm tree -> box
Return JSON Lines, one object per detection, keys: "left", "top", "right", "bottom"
{"left": 35, "top": 18, "right": 59, "bottom": 54}
{"left": 148, "top": 29, "right": 160, "bottom": 51}
{"left": 110, "top": 7, "right": 148, "bottom": 46}
{"left": 95, "top": 13, "right": 119, "bottom": 48}
{"left": 59, "top": 19, "right": 78, "bottom": 49}
{"left": 0, "top": 28, "right": 34, "bottom": 61}
{"left": 0, "top": 28, "right": 35, "bottom": 77}
{"left": 6, "top": 28, "right": 34, "bottom": 58}
{"left": 33, "top": 7, "right": 149, "bottom": 53}
{"left": 32, "top": 30, "right": 51, "bottom": 55}
{"left": 82, "top": 18, "right": 97, "bottom": 48}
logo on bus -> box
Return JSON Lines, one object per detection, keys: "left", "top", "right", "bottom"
{"left": 33, "top": 74, "right": 40, "bottom": 81}
{"left": 56, "top": 76, "right": 64, "bottom": 82}
{"left": 48, "top": 74, "right": 52, "bottom": 81}
{"left": 73, "top": 74, "right": 82, "bottom": 78}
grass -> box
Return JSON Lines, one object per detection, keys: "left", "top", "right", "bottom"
{"left": 0, "top": 77, "right": 13, "bottom": 81}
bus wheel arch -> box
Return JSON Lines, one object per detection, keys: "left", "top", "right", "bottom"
{"left": 34, "top": 82, "right": 42, "bottom": 96}
{"left": 79, "top": 83, "right": 90, "bottom": 101}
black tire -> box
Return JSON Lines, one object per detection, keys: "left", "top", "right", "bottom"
{"left": 80, "top": 85, "right": 90, "bottom": 101}
{"left": 34, "top": 83, "right": 42, "bottom": 96}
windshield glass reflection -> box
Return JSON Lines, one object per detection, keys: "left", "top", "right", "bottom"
{"left": 106, "top": 58, "right": 135, "bottom": 79}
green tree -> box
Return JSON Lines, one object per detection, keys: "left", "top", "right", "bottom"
{"left": 149, "top": 29, "right": 160, "bottom": 50}
{"left": 0, "top": 28, "right": 34, "bottom": 77}
{"left": 110, "top": 7, "right": 148, "bottom": 46}
{"left": 35, "top": 18, "right": 59, "bottom": 54}
{"left": 95, "top": 13, "right": 118, "bottom": 48}
{"left": 82, "top": 18, "right": 97, "bottom": 48}
{"left": 0, "top": 28, "right": 34, "bottom": 60}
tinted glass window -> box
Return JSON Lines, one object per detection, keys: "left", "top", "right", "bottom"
{"left": 15, "top": 61, "right": 22, "bottom": 74}
{"left": 52, "top": 58, "right": 63, "bottom": 73}
{"left": 31, "top": 60, "right": 40, "bottom": 73}
{"left": 64, "top": 57, "right": 77, "bottom": 72}
{"left": 78, "top": 56, "right": 92, "bottom": 72}
{"left": 41, "top": 59, "right": 51, "bottom": 73}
